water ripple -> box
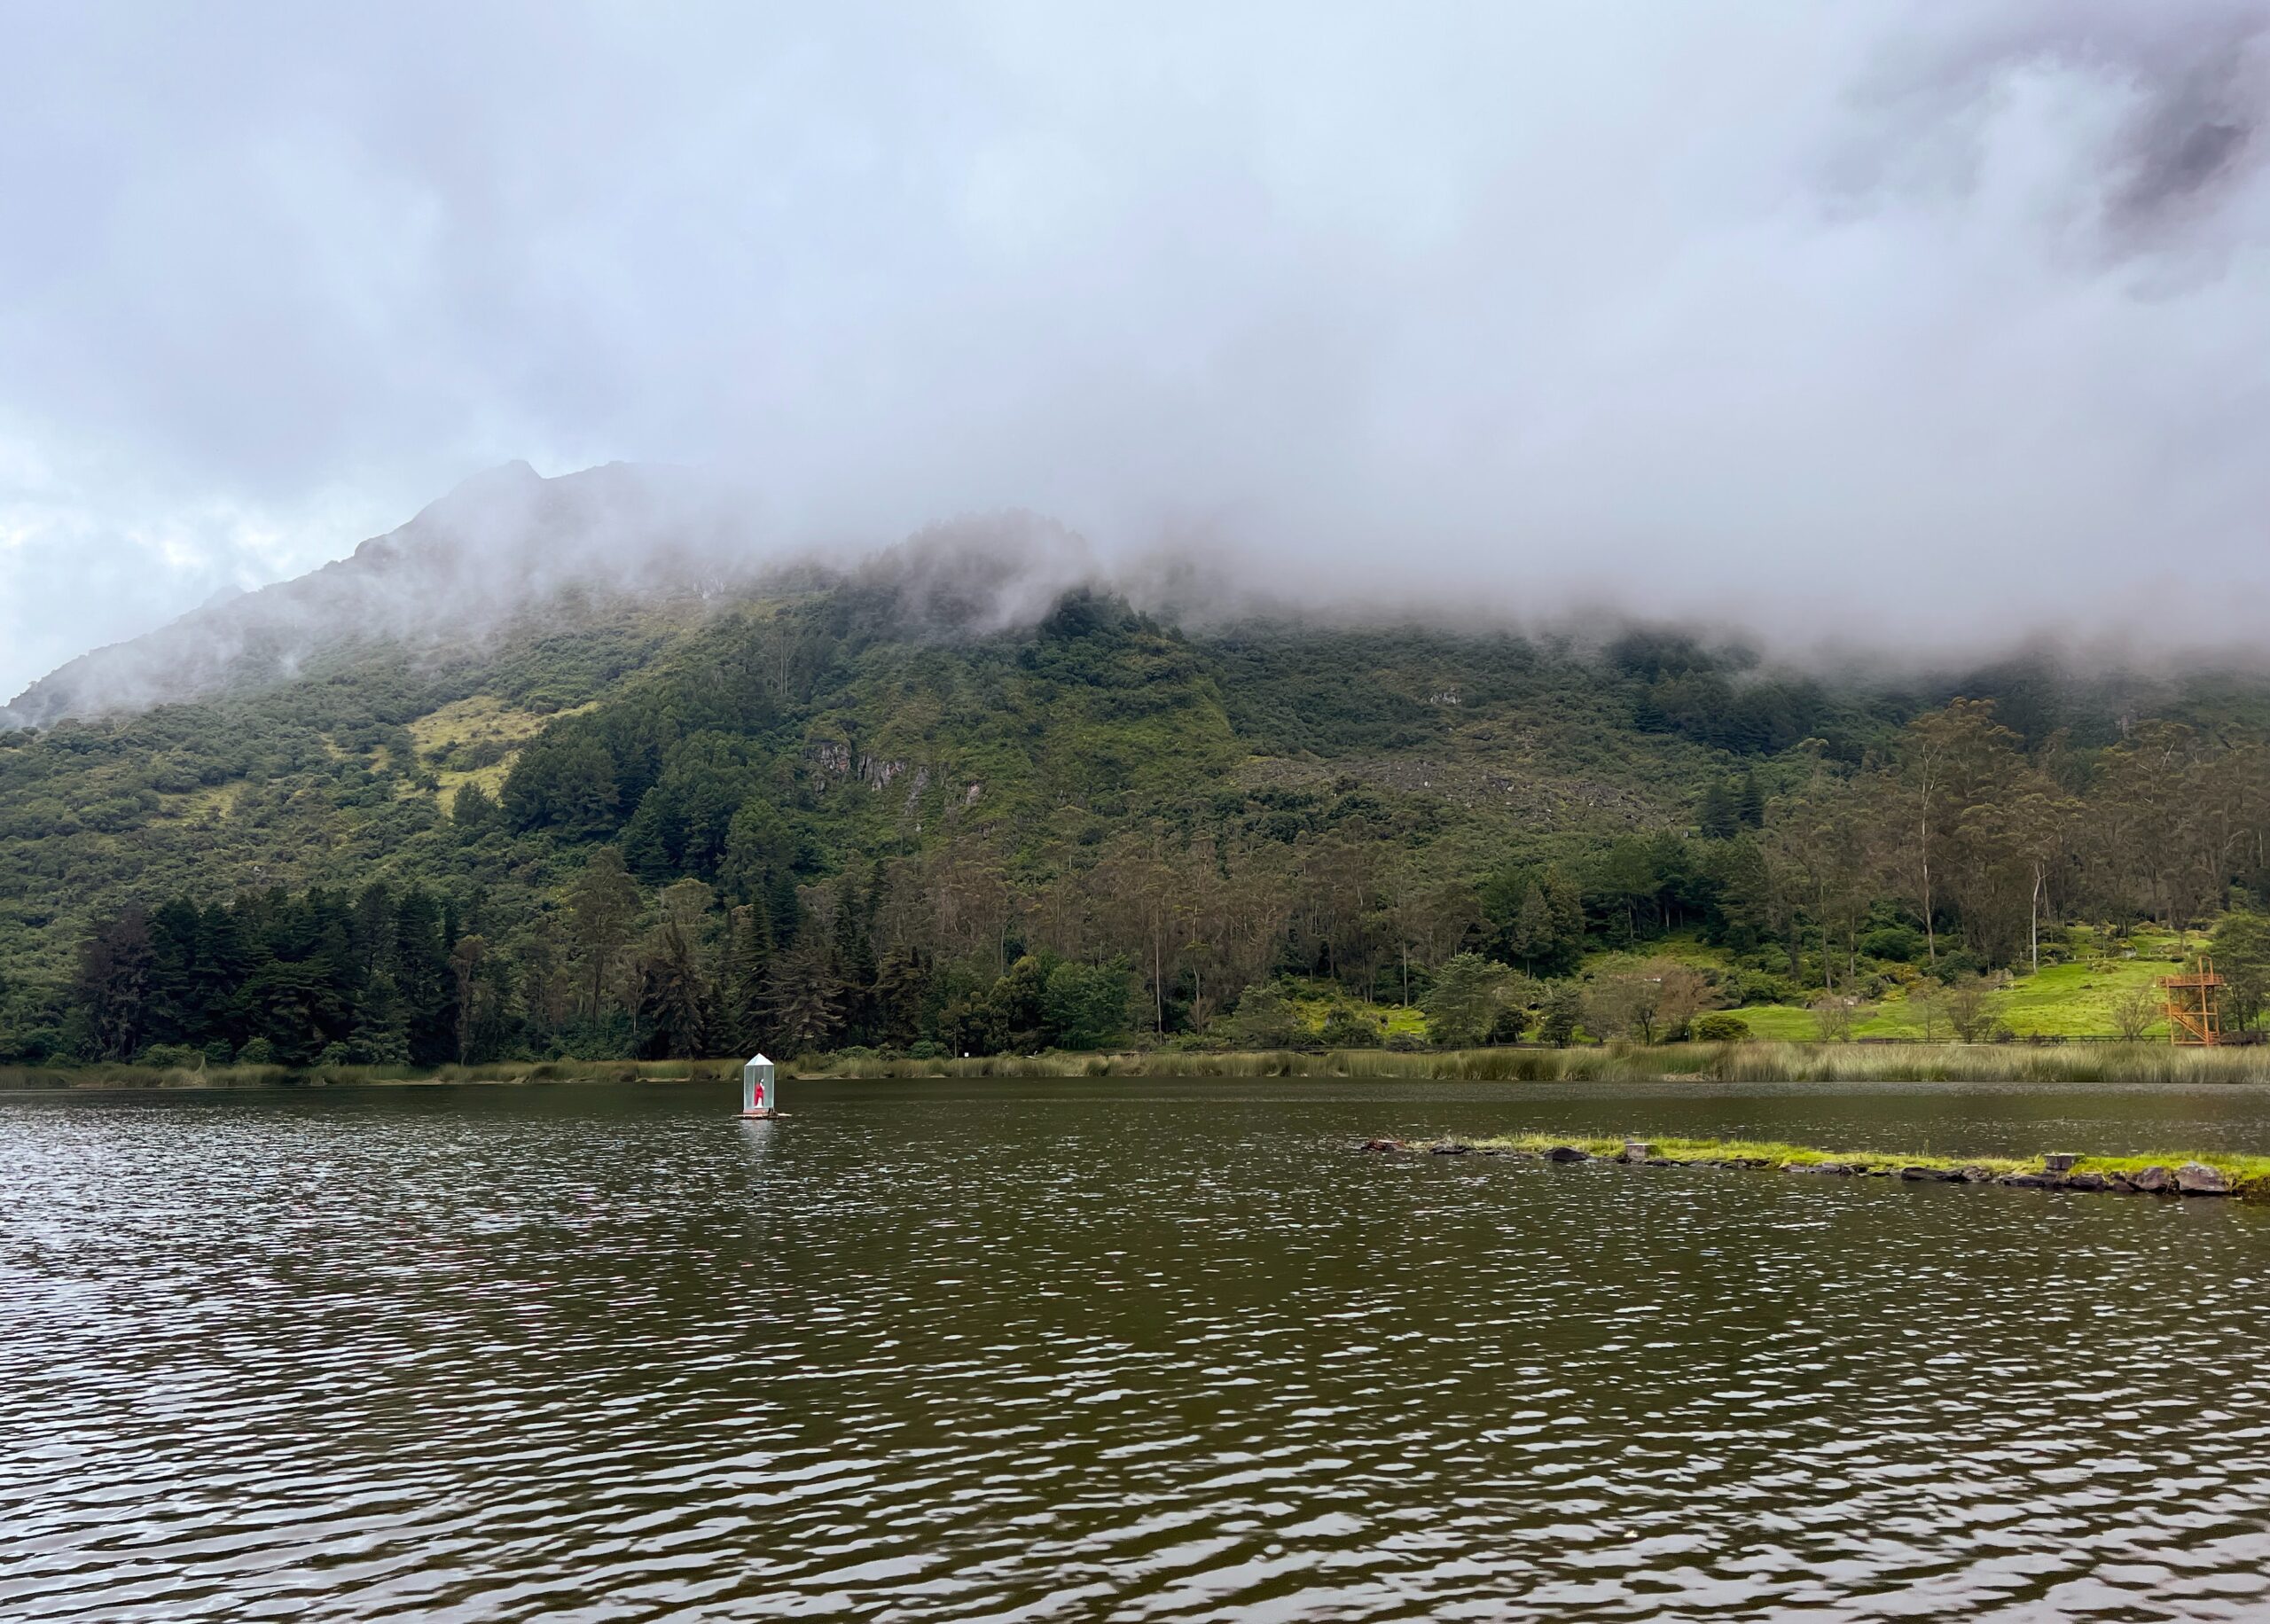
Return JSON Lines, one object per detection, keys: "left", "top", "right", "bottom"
{"left": 4, "top": 1081, "right": 2269, "bottom": 1620}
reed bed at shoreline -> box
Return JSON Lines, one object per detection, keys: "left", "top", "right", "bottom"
{"left": 12, "top": 1042, "right": 2270, "bottom": 1092}
{"left": 785, "top": 1041, "right": 2270, "bottom": 1086}
{"left": 0, "top": 1058, "right": 745, "bottom": 1091}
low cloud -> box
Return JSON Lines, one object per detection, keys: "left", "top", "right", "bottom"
{"left": 5, "top": 2, "right": 2270, "bottom": 705}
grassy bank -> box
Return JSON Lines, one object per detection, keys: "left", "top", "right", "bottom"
{"left": 0, "top": 1058, "right": 746, "bottom": 1091}
{"left": 14, "top": 1042, "right": 2270, "bottom": 1092}
{"left": 785, "top": 1041, "right": 2270, "bottom": 1085}
{"left": 1429, "top": 1133, "right": 2270, "bottom": 1198}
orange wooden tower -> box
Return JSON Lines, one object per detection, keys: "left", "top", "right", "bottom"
{"left": 2162, "top": 955, "right": 2223, "bottom": 1047}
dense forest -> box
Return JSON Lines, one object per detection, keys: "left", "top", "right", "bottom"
{"left": 11, "top": 562, "right": 2270, "bottom": 1066}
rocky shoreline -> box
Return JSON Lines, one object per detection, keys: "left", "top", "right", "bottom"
{"left": 1359, "top": 1136, "right": 2264, "bottom": 1199}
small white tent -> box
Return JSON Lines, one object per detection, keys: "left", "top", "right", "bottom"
{"left": 740, "top": 1053, "right": 777, "bottom": 1117}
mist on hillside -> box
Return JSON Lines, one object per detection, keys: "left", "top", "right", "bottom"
{"left": 5, "top": 3, "right": 2270, "bottom": 713}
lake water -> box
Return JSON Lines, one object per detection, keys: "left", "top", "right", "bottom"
{"left": 4, "top": 1079, "right": 2270, "bottom": 1621}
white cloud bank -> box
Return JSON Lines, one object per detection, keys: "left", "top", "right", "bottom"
{"left": 4, "top": 0, "right": 2269, "bottom": 699}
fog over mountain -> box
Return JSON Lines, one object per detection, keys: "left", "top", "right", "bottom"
{"left": 5, "top": 2, "right": 2270, "bottom": 707}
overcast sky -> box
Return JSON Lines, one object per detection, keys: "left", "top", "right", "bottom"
{"left": 4, "top": 2, "right": 2269, "bottom": 699}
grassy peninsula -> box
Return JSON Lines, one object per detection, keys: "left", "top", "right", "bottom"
{"left": 1374, "top": 1134, "right": 2270, "bottom": 1199}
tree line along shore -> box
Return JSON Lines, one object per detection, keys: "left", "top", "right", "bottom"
{"left": 15, "top": 597, "right": 2270, "bottom": 1073}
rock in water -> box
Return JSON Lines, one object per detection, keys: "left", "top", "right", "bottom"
{"left": 1543, "top": 1145, "right": 1589, "bottom": 1163}
{"left": 2129, "top": 1166, "right": 2177, "bottom": 1194}
{"left": 1898, "top": 1166, "right": 1959, "bottom": 1182}
{"left": 2176, "top": 1162, "right": 2231, "bottom": 1195}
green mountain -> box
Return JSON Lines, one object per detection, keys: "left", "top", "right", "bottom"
{"left": 8, "top": 464, "right": 2270, "bottom": 1066}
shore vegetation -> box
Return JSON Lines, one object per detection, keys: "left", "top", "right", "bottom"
{"left": 20, "top": 1040, "right": 2270, "bottom": 1092}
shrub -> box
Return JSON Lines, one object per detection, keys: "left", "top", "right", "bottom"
{"left": 1231, "top": 983, "right": 1308, "bottom": 1049}
{"left": 1945, "top": 975, "right": 1994, "bottom": 1041}
{"left": 137, "top": 1042, "right": 200, "bottom": 1070}
{"left": 1932, "top": 951, "right": 1984, "bottom": 985}
{"left": 1859, "top": 924, "right": 1925, "bottom": 964}
{"left": 1421, "top": 954, "right": 1521, "bottom": 1047}
{"left": 1734, "top": 971, "right": 1799, "bottom": 1006}
{"left": 1536, "top": 985, "right": 1585, "bottom": 1046}
{"left": 1319, "top": 1003, "right": 1385, "bottom": 1048}
{"left": 1693, "top": 1012, "right": 1751, "bottom": 1042}
{"left": 235, "top": 1037, "right": 279, "bottom": 1066}
{"left": 1384, "top": 1029, "right": 1429, "bottom": 1051}
{"left": 1044, "top": 959, "right": 1131, "bottom": 1050}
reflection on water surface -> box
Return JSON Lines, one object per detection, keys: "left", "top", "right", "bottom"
{"left": 4, "top": 1079, "right": 2268, "bottom": 1620}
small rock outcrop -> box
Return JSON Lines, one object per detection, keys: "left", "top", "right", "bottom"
{"left": 2176, "top": 1161, "right": 2231, "bottom": 1195}
{"left": 1543, "top": 1145, "right": 1589, "bottom": 1163}
{"left": 2129, "top": 1166, "right": 2177, "bottom": 1194}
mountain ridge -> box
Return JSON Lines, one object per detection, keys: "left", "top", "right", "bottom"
{"left": 1, "top": 461, "right": 766, "bottom": 730}
{"left": 11, "top": 465, "right": 2270, "bottom": 1065}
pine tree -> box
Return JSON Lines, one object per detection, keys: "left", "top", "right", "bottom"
{"left": 1541, "top": 869, "right": 1588, "bottom": 975}
{"left": 392, "top": 888, "right": 458, "bottom": 1066}
{"left": 722, "top": 905, "right": 774, "bottom": 1054}
{"left": 832, "top": 869, "right": 878, "bottom": 1044}
{"left": 872, "top": 947, "right": 933, "bottom": 1047}
{"left": 1509, "top": 882, "right": 1555, "bottom": 973}
{"left": 1738, "top": 769, "right": 1766, "bottom": 829}
{"left": 637, "top": 922, "right": 709, "bottom": 1058}
{"left": 74, "top": 906, "right": 153, "bottom": 1060}
{"left": 568, "top": 847, "right": 642, "bottom": 1021}
{"left": 767, "top": 945, "right": 843, "bottom": 1056}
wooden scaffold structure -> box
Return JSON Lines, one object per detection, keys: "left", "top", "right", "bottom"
{"left": 2162, "top": 955, "right": 2222, "bottom": 1047}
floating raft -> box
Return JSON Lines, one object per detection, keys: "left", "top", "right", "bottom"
{"left": 740, "top": 1052, "right": 779, "bottom": 1119}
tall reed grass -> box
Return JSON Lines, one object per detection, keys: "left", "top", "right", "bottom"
{"left": 0, "top": 1057, "right": 743, "bottom": 1091}
{"left": 787, "top": 1042, "right": 2270, "bottom": 1085}
{"left": 9, "top": 1042, "right": 2269, "bottom": 1091}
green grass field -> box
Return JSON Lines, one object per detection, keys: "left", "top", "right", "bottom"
{"left": 1271, "top": 926, "right": 2216, "bottom": 1047}
{"left": 1732, "top": 927, "right": 2208, "bottom": 1042}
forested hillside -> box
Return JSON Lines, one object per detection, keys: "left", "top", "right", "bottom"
{"left": 10, "top": 525, "right": 2270, "bottom": 1066}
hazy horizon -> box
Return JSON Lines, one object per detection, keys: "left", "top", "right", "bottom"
{"left": 6, "top": 1, "right": 2270, "bottom": 699}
